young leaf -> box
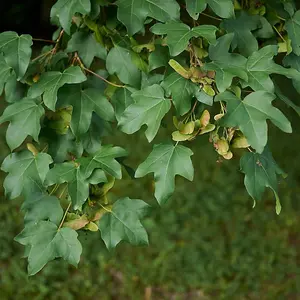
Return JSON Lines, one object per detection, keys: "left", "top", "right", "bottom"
{"left": 106, "top": 46, "right": 141, "bottom": 87}
{"left": 0, "top": 98, "right": 44, "bottom": 150}
{"left": 161, "top": 72, "right": 198, "bottom": 115}
{"left": 58, "top": 85, "right": 114, "bottom": 137}
{"left": 215, "top": 91, "right": 292, "bottom": 153}
{"left": 1, "top": 151, "right": 53, "bottom": 199}
{"left": 117, "top": 0, "right": 180, "bottom": 35}
{"left": 244, "top": 45, "right": 300, "bottom": 92}
{"left": 15, "top": 221, "right": 82, "bottom": 275}
{"left": 0, "top": 31, "right": 32, "bottom": 79}
{"left": 285, "top": 10, "right": 300, "bottom": 55}
{"left": 99, "top": 197, "right": 149, "bottom": 250}
{"left": 150, "top": 22, "right": 217, "bottom": 56}
{"left": 240, "top": 147, "right": 285, "bottom": 214}
{"left": 45, "top": 162, "right": 90, "bottom": 210}
{"left": 135, "top": 143, "right": 194, "bottom": 204}
{"left": 28, "top": 66, "right": 87, "bottom": 111}
{"left": 118, "top": 84, "right": 171, "bottom": 142}
{"left": 51, "top": 0, "right": 91, "bottom": 34}
{"left": 66, "top": 31, "right": 107, "bottom": 67}
{"left": 221, "top": 12, "right": 261, "bottom": 57}
{"left": 185, "top": 0, "right": 234, "bottom": 19}
{"left": 204, "top": 34, "right": 248, "bottom": 92}
{"left": 79, "top": 145, "right": 128, "bottom": 179}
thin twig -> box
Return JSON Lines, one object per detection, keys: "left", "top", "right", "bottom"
{"left": 73, "top": 53, "right": 124, "bottom": 88}
{"left": 31, "top": 50, "right": 52, "bottom": 62}
{"left": 200, "top": 12, "right": 222, "bottom": 21}
{"left": 84, "top": 67, "right": 125, "bottom": 88}
{"left": 32, "top": 38, "right": 55, "bottom": 44}
{"left": 58, "top": 202, "right": 71, "bottom": 230}
{"left": 273, "top": 25, "right": 285, "bottom": 42}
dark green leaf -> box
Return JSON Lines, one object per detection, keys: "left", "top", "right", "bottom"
{"left": 15, "top": 221, "right": 82, "bottom": 275}
{"left": 79, "top": 145, "right": 128, "bottom": 179}
{"left": 117, "top": 0, "right": 180, "bottom": 35}
{"left": 186, "top": 0, "right": 234, "bottom": 19}
{"left": 51, "top": 0, "right": 91, "bottom": 34}
{"left": 204, "top": 33, "right": 248, "bottom": 92}
{"left": 244, "top": 45, "right": 300, "bottom": 92}
{"left": 66, "top": 31, "right": 107, "bottom": 67}
{"left": 118, "top": 84, "right": 171, "bottom": 142}
{"left": 161, "top": 72, "right": 198, "bottom": 115}
{"left": 28, "top": 66, "right": 87, "bottom": 111}
{"left": 135, "top": 143, "right": 194, "bottom": 204}
{"left": 221, "top": 12, "right": 261, "bottom": 57}
{"left": 0, "top": 31, "right": 32, "bottom": 79}
{"left": 24, "top": 195, "right": 63, "bottom": 226}
{"left": 106, "top": 46, "right": 141, "bottom": 87}
{"left": 45, "top": 162, "right": 89, "bottom": 210}
{"left": 240, "top": 147, "right": 285, "bottom": 214}
{"left": 111, "top": 87, "right": 136, "bottom": 122}
{"left": 99, "top": 197, "right": 149, "bottom": 249}
{"left": 0, "top": 98, "right": 45, "bottom": 150}
{"left": 150, "top": 22, "right": 217, "bottom": 56}
{"left": 1, "top": 151, "right": 52, "bottom": 199}
{"left": 215, "top": 91, "right": 292, "bottom": 153}
{"left": 148, "top": 45, "right": 169, "bottom": 71}
{"left": 58, "top": 85, "right": 114, "bottom": 137}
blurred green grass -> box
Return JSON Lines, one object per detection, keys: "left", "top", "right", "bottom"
{"left": 1, "top": 78, "right": 300, "bottom": 299}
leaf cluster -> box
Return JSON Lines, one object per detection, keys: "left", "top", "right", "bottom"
{"left": 1, "top": 0, "right": 300, "bottom": 274}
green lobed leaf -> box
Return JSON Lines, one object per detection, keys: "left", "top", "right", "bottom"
{"left": 51, "top": 0, "right": 91, "bottom": 34}
{"left": 1, "top": 151, "right": 53, "bottom": 199}
{"left": 161, "top": 72, "right": 198, "bottom": 115}
{"left": 240, "top": 147, "right": 285, "bottom": 214}
{"left": 0, "top": 98, "right": 45, "bottom": 150}
{"left": 15, "top": 221, "right": 82, "bottom": 275}
{"left": 99, "top": 197, "right": 149, "bottom": 250}
{"left": 79, "top": 144, "right": 128, "bottom": 179}
{"left": 221, "top": 12, "right": 261, "bottom": 57}
{"left": 215, "top": 91, "right": 292, "bottom": 153}
{"left": 106, "top": 46, "right": 141, "bottom": 87}
{"left": 0, "top": 31, "right": 32, "bottom": 80}
{"left": 116, "top": 0, "right": 180, "bottom": 35}
{"left": 57, "top": 85, "right": 114, "bottom": 137}
{"left": 150, "top": 21, "right": 218, "bottom": 56}
{"left": 244, "top": 45, "right": 300, "bottom": 93}
{"left": 135, "top": 143, "right": 194, "bottom": 204}
{"left": 203, "top": 33, "right": 248, "bottom": 92}
{"left": 186, "top": 0, "right": 234, "bottom": 19}
{"left": 28, "top": 66, "right": 87, "bottom": 111}
{"left": 24, "top": 195, "right": 63, "bottom": 226}
{"left": 66, "top": 31, "right": 107, "bottom": 67}
{"left": 118, "top": 84, "right": 171, "bottom": 142}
